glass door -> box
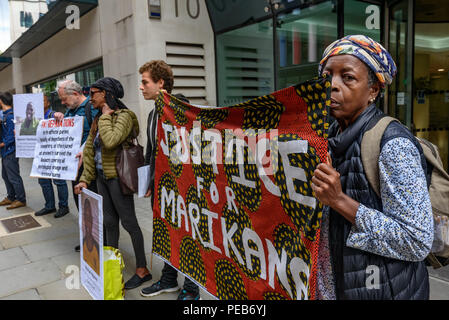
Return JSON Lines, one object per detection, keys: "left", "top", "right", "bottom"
{"left": 413, "top": 0, "right": 449, "bottom": 170}
{"left": 387, "top": 0, "right": 414, "bottom": 128}
{"left": 275, "top": 1, "right": 337, "bottom": 89}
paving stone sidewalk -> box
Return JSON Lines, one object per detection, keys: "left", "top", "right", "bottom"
{"left": 0, "top": 159, "right": 447, "bottom": 300}
{"left": 0, "top": 158, "right": 214, "bottom": 300}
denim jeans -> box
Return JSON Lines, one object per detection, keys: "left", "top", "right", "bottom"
{"left": 1, "top": 153, "right": 26, "bottom": 203}
{"left": 38, "top": 178, "right": 69, "bottom": 209}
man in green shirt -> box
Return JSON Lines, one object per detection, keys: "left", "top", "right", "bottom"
{"left": 19, "top": 102, "right": 39, "bottom": 136}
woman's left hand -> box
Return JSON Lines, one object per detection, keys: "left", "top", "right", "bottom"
{"left": 312, "top": 153, "right": 359, "bottom": 225}
{"left": 312, "top": 162, "right": 343, "bottom": 207}
{"left": 101, "top": 103, "right": 114, "bottom": 115}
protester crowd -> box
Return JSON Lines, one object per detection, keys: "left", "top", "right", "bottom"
{"left": 0, "top": 35, "right": 444, "bottom": 300}
{"left": 0, "top": 60, "right": 201, "bottom": 300}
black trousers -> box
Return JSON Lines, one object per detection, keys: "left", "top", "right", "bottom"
{"left": 72, "top": 163, "right": 97, "bottom": 210}
{"left": 160, "top": 262, "right": 199, "bottom": 294}
{"left": 150, "top": 195, "right": 198, "bottom": 294}
{"left": 97, "top": 169, "right": 147, "bottom": 268}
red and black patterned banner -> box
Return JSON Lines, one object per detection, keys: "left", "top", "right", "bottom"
{"left": 152, "top": 75, "right": 331, "bottom": 300}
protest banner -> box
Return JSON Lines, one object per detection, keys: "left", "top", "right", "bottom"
{"left": 13, "top": 93, "right": 44, "bottom": 158}
{"left": 79, "top": 188, "right": 104, "bottom": 300}
{"left": 152, "top": 75, "right": 331, "bottom": 300}
{"left": 30, "top": 116, "right": 83, "bottom": 181}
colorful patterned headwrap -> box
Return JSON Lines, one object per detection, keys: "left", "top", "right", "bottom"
{"left": 318, "top": 35, "right": 397, "bottom": 87}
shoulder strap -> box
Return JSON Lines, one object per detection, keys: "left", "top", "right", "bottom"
{"left": 418, "top": 137, "right": 437, "bottom": 159}
{"left": 418, "top": 137, "right": 449, "bottom": 217}
{"left": 361, "top": 116, "right": 399, "bottom": 198}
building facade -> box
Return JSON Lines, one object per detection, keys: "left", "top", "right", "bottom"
{"left": 0, "top": 0, "right": 447, "bottom": 169}
{"left": 8, "top": 0, "right": 53, "bottom": 43}
{"left": 0, "top": 0, "right": 216, "bottom": 147}
{"left": 206, "top": 0, "right": 448, "bottom": 170}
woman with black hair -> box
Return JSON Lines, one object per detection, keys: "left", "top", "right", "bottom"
{"left": 74, "top": 77, "right": 152, "bottom": 290}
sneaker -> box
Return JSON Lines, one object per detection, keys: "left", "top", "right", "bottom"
{"left": 35, "top": 207, "right": 56, "bottom": 216}
{"left": 0, "top": 197, "right": 13, "bottom": 206}
{"left": 140, "top": 281, "right": 180, "bottom": 297}
{"left": 54, "top": 206, "right": 69, "bottom": 218}
{"left": 124, "top": 273, "right": 153, "bottom": 290}
{"left": 177, "top": 289, "right": 200, "bottom": 300}
{"left": 6, "top": 200, "right": 26, "bottom": 210}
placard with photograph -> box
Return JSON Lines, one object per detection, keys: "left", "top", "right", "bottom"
{"left": 79, "top": 188, "right": 104, "bottom": 300}
{"left": 13, "top": 93, "right": 45, "bottom": 158}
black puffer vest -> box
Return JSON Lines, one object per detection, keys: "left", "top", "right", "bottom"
{"left": 328, "top": 104, "right": 430, "bottom": 300}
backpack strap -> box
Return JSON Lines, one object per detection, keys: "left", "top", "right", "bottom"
{"left": 418, "top": 137, "right": 449, "bottom": 217}
{"left": 361, "top": 116, "right": 399, "bottom": 198}
{"left": 84, "top": 101, "right": 93, "bottom": 128}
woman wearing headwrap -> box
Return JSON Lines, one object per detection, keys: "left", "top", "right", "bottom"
{"left": 312, "top": 35, "right": 433, "bottom": 299}
{"left": 74, "top": 77, "right": 152, "bottom": 290}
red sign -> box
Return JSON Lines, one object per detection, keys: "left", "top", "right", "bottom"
{"left": 152, "top": 75, "right": 331, "bottom": 300}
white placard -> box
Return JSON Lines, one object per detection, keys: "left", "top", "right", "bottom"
{"left": 79, "top": 188, "right": 104, "bottom": 301}
{"left": 30, "top": 116, "right": 83, "bottom": 181}
{"left": 138, "top": 165, "right": 151, "bottom": 198}
{"left": 13, "top": 93, "right": 44, "bottom": 158}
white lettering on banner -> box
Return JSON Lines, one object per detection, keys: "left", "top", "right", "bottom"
{"left": 230, "top": 131, "right": 256, "bottom": 188}
{"left": 242, "top": 228, "right": 267, "bottom": 280}
{"left": 196, "top": 176, "right": 204, "bottom": 198}
{"left": 203, "top": 129, "right": 221, "bottom": 174}
{"left": 278, "top": 140, "right": 317, "bottom": 209}
{"left": 177, "top": 195, "right": 189, "bottom": 232}
{"left": 168, "top": 129, "right": 184, "bottom": 165}
{"left": 159, "top": 186, "right": 311, "bottom": 299}
{"left": 221, "top": 218, "right": 245, "bottom": 265}
{"left": 156, "top": 118, "right": 319, "bottom": 298}
{"left": 202, "top": 208, "right": 221, "bottom": 254}
{"left": 188, "top": 202, "right": 205, "bottom": 245}
{"left": 266, "top": 239, "right": 292, "bottom": 298}
{"left": 225, "top": 186, "right": 239, "bottom": 214}
{"left": 209, "top": 181, "right": 219, "bottom": 204}
{"left": 290, "top": 257, "right": 310, "bottom": 300}
{"left": 161, "top": 122, "right": 173, "bottom": 156}
{"left": 161, "top": 187, "right": 175, "bottom": 220}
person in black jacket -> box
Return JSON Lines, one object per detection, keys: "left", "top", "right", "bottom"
{"left": 311, "top": 35, "right": 433, "bottom": 300}
{"left": 138, "top": 60, "right": 200, "bottom": 300}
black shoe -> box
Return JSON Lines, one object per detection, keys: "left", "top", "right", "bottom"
{"left": 54, "top": 206, "right": 69, "bottom": 218}
{"left": 124, "top": 273, "right": 153, "bottom": 290}
{"left": 140, "top": 280, "right": 180, "bottom": 297}
{"left": 75, "top": 245, "right": 80, "bottom": 252}
{"left": 35, "top": 207, "right": 56, "bottom": 216}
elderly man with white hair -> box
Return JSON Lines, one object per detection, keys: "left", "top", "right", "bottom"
{"left": 55, "top": 80, "right": 99, "bottom": 250}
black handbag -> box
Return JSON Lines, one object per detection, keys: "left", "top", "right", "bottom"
{"left": 116, "top": 129, "right": 144, "bottom": 195}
